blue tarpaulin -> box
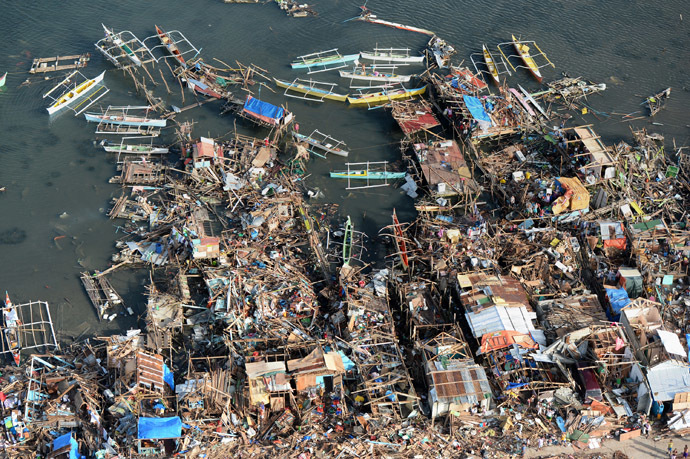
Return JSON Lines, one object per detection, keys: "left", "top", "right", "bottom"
{"left": 53, "top": 433, "right": 80, "bottom": 459}
{"left": 463, "top": 95, "right": 492, "bottom": 122}
{"left": 244, "top": 96, "right": 284, "bottom": 121}
{"left": 163, "top": 362, "right": 175, "bottom": 390}
{"left": 138, "top": 416, "right": 183, "bottom": 440}
{"left": 606, "top": 287, "right": 631, "bottom": 321}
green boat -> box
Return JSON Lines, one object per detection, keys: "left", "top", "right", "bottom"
{"left": 330, "top": 170, "right": 406, "bottom": 180}
{"left": 342, "top": 216, "right": 353, "bottom": 267}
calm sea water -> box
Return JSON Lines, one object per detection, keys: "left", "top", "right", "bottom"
{"left": 0, "top": 0, "right": 688, "bottom": 340}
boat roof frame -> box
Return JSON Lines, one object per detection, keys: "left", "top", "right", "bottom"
{"left": 0, "top": 300, "right": 59, "bottom": 362}
{"left": 339, "top": 161, "right": 398, "bottom": 190}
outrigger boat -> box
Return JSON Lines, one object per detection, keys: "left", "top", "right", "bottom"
{"left": 342, "top": 216, "right": 353, "bottom": 267}
{"left": 0, "top": 72, "right": 6, "bottom": 88}
{"left": 339, "top": 66, "right": 412, "bottom": 84}
{"left": 293, "top": 130, "right": 349, "bottom": 157}
{"left": 347, "top": 85, "right": 426, "bottom": 106}
{"left": 155, "top": 25, "right": 186, "bottom": 67}
{"left": 511, "top": 34, "right": 542, "bottom": 83}
{"left": 85, "top": 109, "right": 167, "bottom": 127}
{"left": 2, "top": 292, "right": 21, "bottom": 366}
{"left": 360, "top": 47, "right": 425, "bottom": 64}
{"left": 102, "top": 143, "right": 169, "bottom": 154}
{"left": 330, "top": 170, "right": 406, "bottom": 180}
{"left": 428, "top": 36, "right": 455, "bottom": 69}
{"left": 274, "top": 78, "right": 349, "bottom": 102}
{"left": 290, "top": 49, "right": 359, "bottom": 71}
{"left": 646, "top": 87, "right": 671, "bottom": 116}
{"left": 392, "top": 209, "right": 409, "bottom": 269}
{"left": 102, "top": 24, "right": 142, "bottom": 67}
{"left": 482, "top": 44, "right": 500, "bottom": 85}
{"left": 46, "top": 70, "right": 106, "bottom": 115}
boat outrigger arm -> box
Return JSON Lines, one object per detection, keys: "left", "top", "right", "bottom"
{"left": 497, "top": 37, "right": 555, "bottom": 76}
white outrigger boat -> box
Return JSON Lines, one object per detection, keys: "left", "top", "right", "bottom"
{"left": 102, "top": 24, "right": 142, "bottom": 67}
{"left": 2, "top": 292, "right": 21, "bottom": 366}
{"left": 44, "top": 71, "right": 106, "bottom": 115}
{"left": 339, "top": 64, "right": 412, "bottom": 84}
{"left": 359, "top": 47, "right": 425, "bottom": 64}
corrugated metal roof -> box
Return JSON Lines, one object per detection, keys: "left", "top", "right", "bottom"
{"left": 647, "top": 360, "right": 690, "bottom": 402}
{"left": 465, "top": 305, "right": 537, "bottom": 338}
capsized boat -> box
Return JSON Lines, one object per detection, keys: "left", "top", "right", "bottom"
{"left": 347, "top": 85, "right": 426, "bottom": 106}
{"left": 508, "top": 87, "right": 536, "bottom": 117}
{"left": 46, "top": 71, "right": 106, "bottom": 115}
{"left": 0, "top": 72, "right": 6, "bottom": 88}
{"left": 84, "top": 111, "right": 167, "bottom": 127}
{"left": 512, "top": 34, "right": 542, "bottom": 82}
{"left": 339, "top": 67, "right": 412, "bottom": 83}
{"left": 155, "top": 25, "right": 186, "bottom": 67}
{"left": 102, "top": 24, "right": 142, "bottom": 67}
{"left": 482, "top": 44, "right": 500, "bottom": 85}
{"left": 330, "top": 170, "right": 406, "bottom": 180}
{"left": 518, "top": 84, "right": 548, "bottom": 118}
{"left": 357, "top": 6, "right": 435, "bottom": 36}
{"left": 2, "top": 292, "right": 21, "bottom": 366}
{"left": 274, "top": 78, "right": 349, "bottom": 102}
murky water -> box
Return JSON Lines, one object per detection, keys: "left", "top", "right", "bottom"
{"left": 0, "top": 0, "right": 688, "bottom": 340}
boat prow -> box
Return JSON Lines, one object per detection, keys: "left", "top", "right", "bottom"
{"left": 512, "top": 34, "right": 543, "bottom": 83}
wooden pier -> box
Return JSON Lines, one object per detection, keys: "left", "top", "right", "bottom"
{"left": 30, "top": 54, "right": 90, "bottom": 74}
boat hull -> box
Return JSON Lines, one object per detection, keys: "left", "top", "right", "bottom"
{"left": 482, "top": 45, "right": 500, "bottom": 85}
{"left": 104, "top": 145, "right": 169, "bottom": 154}
{"left": 293, "top": 132, "right": 349, "bottom": 157}
{"left": 156, "top": 25, "right": 186, "bottom": 67}
{"left": 347, "top": 85, "right": 426, "bottom": 105}
{"left": 359, "top": 52, "right": 424, "bottom": 63}
{"left": 274, "top": 78, "right": 348, "bottom": 102}
{"left": 339, "top": 70, "right": 411, "bottom": 83}
{"left": 512, "top": 35, "right": 542, "bottom": 82}
{"left": 0, "top": 72, "right": 6, "bottom": 88}
{"left": 84, "top": 112, "right": 167, "bottom": 127}
{"left": 47, "top": 71, "right": 106, "bottom": 115}
{"left": 290, "top": 54, "right": 359, "bottom": 69}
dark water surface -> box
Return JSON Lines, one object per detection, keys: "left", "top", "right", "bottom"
{"left": 0, "top": 0, "right": 688, "bottom": 339}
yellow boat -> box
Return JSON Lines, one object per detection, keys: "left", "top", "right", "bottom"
{"left": 347, "top": 85, "right": 426, "bottom": 106}
{"left": 512, "top": 34, "right": 542, "bottom": 82}
{"left": 482, "top": 44, "right": 500, "bottom": 85}
{"left": 274, "top": 78, "right": 348, "bottom": 102}
{"left": 47, "top": 71, "right": 106, "bottom": 114}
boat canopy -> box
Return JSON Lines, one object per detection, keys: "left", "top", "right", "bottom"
{"left": 462, "top": 95, "right": 492, "bottom": 123}
{"left": 244, "top": 96, "right": 284, "bottom": 121}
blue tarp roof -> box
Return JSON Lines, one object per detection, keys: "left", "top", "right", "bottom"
{"left": 606, "top": 287, "right": 631, "bottom": 321}
{"left": 138, "top": 416, "right": 183, "bottom": 440}
{"left": 53, "top": 433, "right": 79, "bottom": 459}
{"left": 244, "top": 96, "right": 283, "bottom": 121}
{"left": 462, "top": 95, "right": 492, "bottom": 122}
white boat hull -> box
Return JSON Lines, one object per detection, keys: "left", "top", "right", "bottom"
{"left": 47, "top": 71, "right": 106, "bottom": 115}
{"left": 359, "top": 52, "right": 425, "bottom": 63}
{"left": 338, "top": 70, "right": 411, "bottom": 83}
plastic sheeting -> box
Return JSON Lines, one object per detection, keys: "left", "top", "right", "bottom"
{"left": 462, "top": 95, "right": 492, "bottom": 123}
{"left": 53, "top": 433, "right": 81, "bottom": 459}
{"left": 606, "top": 287, "right": 631, "bottom": 321}
{"left": 244, "top": 96, "right": 284, "bottom": 121}
{"left": 138, "top": 416, "right": 183, "bottom": 439}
